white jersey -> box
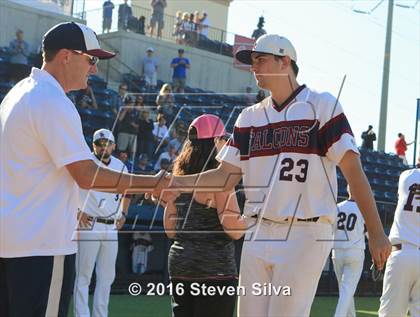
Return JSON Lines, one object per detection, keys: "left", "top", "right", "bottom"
{"left": 0, "top": 68, "right": 92, "bottom": 257}
{"left": 217, "top": 85, "right": 359, "bottom": 221}
{"left": 389, "top": 168, "right": 420, "bottom": 246}
{"left": 333, "top": 200, "right": 366, "bottom": 249}
{"left": 79, "top": 154, "right": 128, "bottom": 219}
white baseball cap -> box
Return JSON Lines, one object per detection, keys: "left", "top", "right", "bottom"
{"left": 146, "top": 47, "right": 154, "bottom": 52}
{"left": 93, "top": 129, "right": 115, "bottom": 143}
{"left": 235, "top": 34, "right": 297, "bottom": 65}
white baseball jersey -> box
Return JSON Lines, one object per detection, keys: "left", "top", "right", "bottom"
{"left": 217, "top": 85, "right": 359, "bottom": 221}
{"left": 389, "top": 168, "right": 420, "bottom": 246}
{"left": 333, "top": 200, "right": 366, "bottom": 249}
{"left": 79, "top": 154, "right": 128, "bottom": 219}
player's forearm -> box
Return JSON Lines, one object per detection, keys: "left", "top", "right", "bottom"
{"left": 339, "top": 152, "right": 386, "bottom": 237}
{"left": 172, "top": 165, "right": 241, "bottom": 192}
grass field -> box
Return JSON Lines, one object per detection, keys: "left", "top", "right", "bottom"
{"left": 68, "top": 295, "right": 381, "bottom": 316}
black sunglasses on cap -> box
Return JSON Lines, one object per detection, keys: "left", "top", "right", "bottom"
{"left": 94, "top": 139, "right": 113, "bottom": 147}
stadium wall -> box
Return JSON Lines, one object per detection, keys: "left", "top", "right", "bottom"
{"left": 98, "top": 31, "right": 257, "bottom": 94}
{"left": 0, "top": 0, "right": 85, "bottom": 52}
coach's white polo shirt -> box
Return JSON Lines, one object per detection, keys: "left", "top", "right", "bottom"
{"left": 0, "top": 68, "right": 92, "bottom": 257}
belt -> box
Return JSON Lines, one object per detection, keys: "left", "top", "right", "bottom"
{"left": 87, "top": 216, "right": 115, "bottom": 225}
{"left": 251, "top": 215, "right": 320, "bottom": 223}
{"left": 392, "top": 243, "right": 420, "bottom": 252}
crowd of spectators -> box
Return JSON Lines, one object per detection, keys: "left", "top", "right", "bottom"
{"left": 101, "top": 1, "right": 211, "bottom": 48}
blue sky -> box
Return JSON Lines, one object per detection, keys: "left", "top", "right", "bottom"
{"left": 85, "top": 0, "right": 419, "bottom": 161}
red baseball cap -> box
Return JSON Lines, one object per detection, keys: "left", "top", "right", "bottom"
{"left": 189, "top": 114, "right": 227, "bottom": 139}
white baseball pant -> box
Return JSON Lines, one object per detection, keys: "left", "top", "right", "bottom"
{"left": 238, "top": 218, "right": 333, "bottom": 317}
{"left": 331, "top": 248, "right": 364, "bottom": 317}
{"left": 74, "top": 222, "right": 118, "bottom": 317}
{"left": 379, "top": 243, "right": 420, "bottom": 317}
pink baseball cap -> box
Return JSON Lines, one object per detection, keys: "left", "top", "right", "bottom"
{"left": 189, "top": 114, "right": 227, "bottom": 139}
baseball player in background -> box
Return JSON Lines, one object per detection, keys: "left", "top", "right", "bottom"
{"left": 378, "top": 159, "right": 420, "bottom": 317}
{"left": 332, "top": 185, "right": 367, "bottom": 317}
{"left": 167, "top": 34, "right": 391, "bottom": 317}
{"left": 74, "top": 129, "right": 130, "bottom": 317}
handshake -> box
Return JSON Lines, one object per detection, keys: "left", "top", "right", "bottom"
{"left": 148, "top": 170, "right": 182, "bottom": 207}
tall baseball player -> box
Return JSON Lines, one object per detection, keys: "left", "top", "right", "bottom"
{"left": 74, "top": 129, "right": 130, "bottom": 317}
{"left": 167, "top": 34, "right": 391, "bottom": 317}
{"left": 332, "top": 185, "right": 366, "bottom": 317}
{"left": 379, "top": 159, "right": 420, "bottom": 317}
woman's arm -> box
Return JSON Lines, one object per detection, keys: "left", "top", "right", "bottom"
{"left": 214, "top": 190, "right": 246, "bottom": 240}
{"left": 163, "top": 202, "right": 177, "bottom": 239}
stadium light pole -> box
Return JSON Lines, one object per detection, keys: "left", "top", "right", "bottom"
{"left": 352, "top": 0, "right": 394, "bottom": 152}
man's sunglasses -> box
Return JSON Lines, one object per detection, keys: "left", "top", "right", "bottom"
{"left": 72, "top": 50, "right": 99, "bottom": 66}
{"left": 94, "top": 140, "right": 113, "bottom": 147}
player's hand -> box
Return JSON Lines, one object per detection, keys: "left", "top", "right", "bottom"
{"left": 368, "top": 233, "right": 392, "bottom": 270}
{"left": 77, "top": 210, "right": 92, "bottom": 229}
{"left": 116, "top": 213, "right": 126, "bottom": 230}
{"left": 149, "top": 172, "right": 180, "bottom": 207}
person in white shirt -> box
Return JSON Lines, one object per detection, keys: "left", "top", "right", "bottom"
{"left": 200, "top": 12, "right": 210, "bottom": 38}
{"left": 0, "top": 22, "right": 168, "bottom": 317}
{"left": 74, "top": 129, "right": 130, "bottom": 317}
{"left": 153, "top": 113, "right": 169, "bottom": 154}
{"left": 142, "top": 47, "right": 158, "bottom": 90}
{"left": 332, "top": 185, "right": 367, "bottom": 317}
{"left": 379, "top": 159, "right": 420, "bottom": 317}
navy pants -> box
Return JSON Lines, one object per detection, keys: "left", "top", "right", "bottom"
{"left": 0, "top": 254, "right": 75, "bottom": 317}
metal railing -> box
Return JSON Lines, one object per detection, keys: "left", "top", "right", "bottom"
{"left": 74, "top": 5, "right": 236, "bottom": 57}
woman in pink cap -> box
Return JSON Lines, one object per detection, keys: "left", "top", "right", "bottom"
{"left": 163, "top": 114, "right": 246, "bottom": 317}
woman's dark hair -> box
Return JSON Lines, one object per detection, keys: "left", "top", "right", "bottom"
{"left": 172, "top": 127, "right": 219, "bottom": 175}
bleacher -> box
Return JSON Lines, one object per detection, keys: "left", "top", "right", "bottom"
{"left": 0, "top": 46, "right": 408, "bottom": 295}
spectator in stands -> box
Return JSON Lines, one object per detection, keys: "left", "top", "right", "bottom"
{"left": 361, "top": 125, "right": 376, "bottom": 150}
{"left": 256, "top": 89, "right": 266, "bottom": 103}
{"left": 180, "top": 12, "right": 194, "bottom": 45}
{"left": 193, "top": 11, "right": 201, "bottom": 39}
{"left": 173, "top": 11, "right": 183, "bottom": 44}
{"left": 154, "top": 143, "right": 178, "bottom": 171}
{"left": 77, "top": 82, "right": 98, "bottom": 110}
{"left": 118, "top": 0, "right": 132, "bottom": 31}
{"left": 395, "top": 133, "right": 414, "bottom": 165}
{"left": 149, "top": 0, "right": 167, "bottom": 39}
{"left": 163, "top": 114, "right": 245, "bottom": 317}
{"left": 113, "top": 83, "right": 127, "bottom": 115}
{"left": 137, "top": 110, "right": 155, "bottom": 158}
{"left": 252, "top": 16, "right": 267, "bottom": 40}
{"left": 142, "top": 48, "right": 158, "bottom": 91}
{"left": 168, "top": 129, "right": 185, "bottom": 153}
{"left": 117, "top": 97, "right": 139, "bottom": 158}
{"left": 102, "top": 0, "right": 115, "bottom": 33}
{"left": 138, "top": 16, "right": 146, "bottom": 35}
{"left": 200, "top": 11, "right": 210, "bottom": 38}
{"left": 160, "top": 158, "right": 172, "bottom": 171}
{"left": 153, "top": 113, "right": 170, "bottom": 154}
{"left": 135, "top": 154, "right": 154, "bottom": 175}
{"left": 244, "top": 86, "right": 255, "bottom": 106}
{"left": 156, "top": 83, "right": 175, "bottom": 122}
{"left": 171, "top": 49, "right": 190, "bottom": 93}
{"left": 9, "top": 29, "right": 30, "bottom": 82}
{"left": 135, "top": 95, "right": 145, "bottom": 110}
{"left": 118, "top": 150, "right": 134, "bottom": 172}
